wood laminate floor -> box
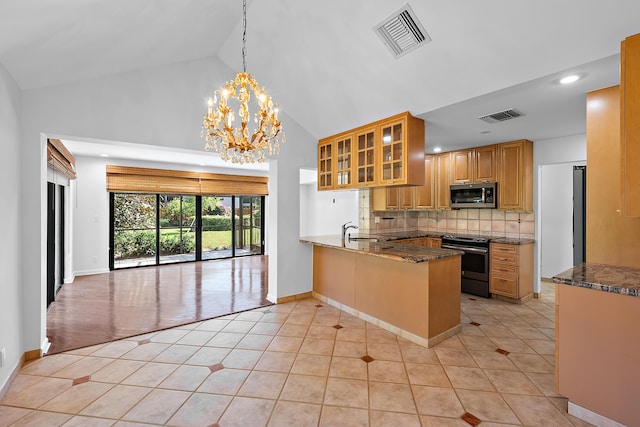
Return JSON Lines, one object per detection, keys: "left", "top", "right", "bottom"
{"left": 46, "top": 256, "right": 271, "bottom": 355}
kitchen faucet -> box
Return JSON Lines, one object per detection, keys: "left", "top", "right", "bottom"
{"left": 342, "top": 221, "right": 358, "bottom": 241}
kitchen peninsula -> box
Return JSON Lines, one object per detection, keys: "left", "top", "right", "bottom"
{"left": 300, "top": 234, "right": 463, "bottom": 348}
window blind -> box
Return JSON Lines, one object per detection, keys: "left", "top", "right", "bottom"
{"left": 105, "top": 165, "right": 268, "bottom": 196}
{"left": 47, "top": 138, "right": 76, "bottom": 179}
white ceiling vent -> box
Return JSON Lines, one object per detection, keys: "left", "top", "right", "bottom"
{"left": 374, "top": 4, "right": 431, "bottom": 59}
{"left": 478, "top": 108, "right": 523, "bottom": 124}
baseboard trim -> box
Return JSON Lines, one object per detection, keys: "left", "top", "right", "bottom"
{"left": 313, "top": 291, "right": 460, "bottom": 348}
{"left": 75, "top": 268, "right": 109, "bottom": 277}
{"left": 568, "top": 402, "right": 626, "bottom": 427}
{"left": 276, "top": 291, "right": 313, "bottom": 304}
{"left": 0, "top": 347, "right": 42, "bottom": 401}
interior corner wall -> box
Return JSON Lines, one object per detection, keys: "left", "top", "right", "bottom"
{"left": 0, "top": 63, "right": 24, "bottom": 392}
{"left": 19, "top": 55, "right": 315, "bottom": 355}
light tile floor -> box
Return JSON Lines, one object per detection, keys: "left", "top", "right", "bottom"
{"left": 0, "top": 282, "right": 594, "bottom": 426}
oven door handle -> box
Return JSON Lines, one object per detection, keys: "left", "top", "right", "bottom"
{"left": 442, "top": 244, "right": 488, "bottom": 254}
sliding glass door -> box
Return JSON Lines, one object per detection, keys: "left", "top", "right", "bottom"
{"left": 235, "top": 196, "right": 263, "bottom": 256}
{"left": 112, "top": 193, "right": 157, "bottom": 269}
{"left": 159, "top": 195, "right": 196, "bottom": 264}
{"left": 110, "top": 193, "right": 264, "bottom": 269}
{"left": 202, "top": 196, "right": 233, "bottom": 261}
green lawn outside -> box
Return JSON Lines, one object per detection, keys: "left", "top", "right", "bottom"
{"left": 163, "top": 229, "right": 232, "bottom": 250}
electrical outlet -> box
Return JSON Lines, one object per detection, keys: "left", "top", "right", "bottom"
{"left": 1, "top": 348, "right": 5, "bottom": 367}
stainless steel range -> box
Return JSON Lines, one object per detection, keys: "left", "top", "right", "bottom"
{"left": 441, "top": 234, "right": 490, "bottom": 298}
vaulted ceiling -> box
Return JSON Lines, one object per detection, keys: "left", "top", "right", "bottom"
{"left": 2, "top": 0, "right": 640, "bottom": 156}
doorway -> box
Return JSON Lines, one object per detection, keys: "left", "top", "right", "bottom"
{"left": 47, "top": 182, "right": 65, "bottom": 307}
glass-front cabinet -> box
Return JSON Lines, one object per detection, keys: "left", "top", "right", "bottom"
{"left": 380, "top": 119, "right": 405, "bottom": 184}
{"left": 335, "top": 133, "right": 353, "bottom": 188}
{"left": 317, "top": 138, "right": 333, "bottom": 190}
{"left": 355, "top": 126, "right": 376, "bottom": 187}
{"left": 316, "top": 112, "right": 425, "bottom": 191}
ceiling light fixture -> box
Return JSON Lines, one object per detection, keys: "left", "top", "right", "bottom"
{"left": 201, "top": 0, "right": 285, "bottom": 163}
{"left": 560, "top": 75, "right": 580, "bottom": 84}
{"left": 433, "top": 147, "right": 442, "bottom": 153}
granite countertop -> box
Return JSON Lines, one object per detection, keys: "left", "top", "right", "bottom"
{"left": 553, "top": 262, "right": 640, "bottom": 298}
{"left": 367, "top": 230, "right": 534, "bottom": 245}
{"left": 299, "top": 235, "right": 463, "bottom": 263}
{"left": 490, "top": 237, "right": 535, "bottom": 245}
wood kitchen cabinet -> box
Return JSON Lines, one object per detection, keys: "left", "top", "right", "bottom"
{"left": 318, "top": 112, "right": 425, "bottom": 191}
{"left": 372, "top": 155, "right": 435, "bottom": 210}
{"left": 473, "top": 145, "right": 497, "bottom": 182}
{"left": 489, "top": 242, "right": 533, "bottom": 302}
{"left": 335, "top": 133, "right": 354, "bottom": 189}
{"left": 378, "top": 113, "right": 425, "bottom": 186}
{"left": 317, "top": 138, "right": 334, "bottom": 190}
{"left": 436, "top": 152, "right": 451, "bottom": 209}
{"left": 497, "top": 140, "right": 533, "bottom": 211}
{"left": 451, "top": 150, "right": 473, "bottom": 183}
{"left": 397, "top": 237, "right": 442, "bottom": 248}
{"left": 621, "top": 32, "right": 640, "bottom": 217}
{"left": 355, "top": 126, "right": 377, "bottom": 187}
{"left": 414, "top": 155, "right": 436, "bottom": 209}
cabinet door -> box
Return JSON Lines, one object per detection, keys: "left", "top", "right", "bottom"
{"left": 379, "top": 118, "right": 406, "bottom": 185}
{"left": 426, "top": 237, "right": 442, "bottom": 248}
{"left": 473, "top": 145, "right": 497, "bottom": 182}
{"left": 317, "top": 139, "right": 334, "bottom": 190}
{"left": 621, "top": 33, "right": 640, "bottom": 216}
{"left": 436, "top": 153, "right": 451, "bottom": 209}
{"left": 385, "top": 187, "right": 399, "bottom": 209}
{"left": 414, "top": 155, "right": 435, "bottom": 209}
{"left": 497, "top": 140, "right": 532, "bottom": 211}
{"left": 335, "top": 133, "right": 353, "bottom": 188}
{"left": 399, "top": 187, "right": 414, "bottom": 209}
{"left": 451, "top": 150, "right": 473, "bottom": 183}
{"left": 355, "top": 127, "right": 377, "bottom": 187}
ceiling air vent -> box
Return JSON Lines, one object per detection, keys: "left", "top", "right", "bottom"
{"left": 478, "top": 108, "right": 523, "bottom": 124}
{"left": 374, "top": 3, "right": 431, "bottom": 59}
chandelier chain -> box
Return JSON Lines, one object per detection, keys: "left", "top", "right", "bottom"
{"left": 242, "top": 0, "right": 247, "bottom": 73}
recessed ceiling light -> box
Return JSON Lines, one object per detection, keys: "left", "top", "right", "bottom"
{"left": 433, "top": 147, "right": 442, "bottom": 153}
{"left": 560, "top": 75, "right": 580, "bottom": 84}
{"left": 480, "top": 130, "right": 491, "bottom": 134}
{"left": 100, "top": 154, "right": 109, "bottom": 157}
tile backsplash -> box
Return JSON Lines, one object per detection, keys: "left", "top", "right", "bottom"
{"left": 358, "top": 190, "right": 534, "bottom": 239}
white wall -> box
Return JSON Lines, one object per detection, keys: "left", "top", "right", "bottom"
{"left": 533, "top": 134, "right": 587, "bottom": 288}
{"left": 539, "top": 163, "right": 585, "bottom": 278}
{"left": 300, "top": 183, "right": 359, "bottom": 236}
{"left": 20, "top": 55, "right": 316, "bottom": 354}
{"left": 0, "top": 63, "right": 24, "bottom": 393}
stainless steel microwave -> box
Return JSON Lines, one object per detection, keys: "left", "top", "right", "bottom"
{"left": 450, "top": 182, "right": 497, "bottom": 208}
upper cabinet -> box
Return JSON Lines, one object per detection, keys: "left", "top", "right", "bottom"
{"left": 335, "top": 133, "right": 354, "bottom": 189}
{"left": 497, "top": 140, "right": 533, "bottom": 211}
{"left": 451, "top": 150, "right": 473, "bottom": 183}
{"left": 317, "top": 138, "right": 333, "bottom": 190}
{"left": 473, "top": 145, "right": 497, "bottom": 182}
{"left": 318, "top": 112, "right": 425, "bottom": 191}
{"left": 621, "top": 32, "right": 640, "bottom": 217}
{"left": 414, "top": 155, "right": 436, "bottom": 209}
{"left": 355, "top": 126, "right": 377, "bottom": 187}
{"left": 436, "top": 152, "right": 452, "bottom": 209}
{"left": 378, "top": 113, "right": 425, "bottom": 186}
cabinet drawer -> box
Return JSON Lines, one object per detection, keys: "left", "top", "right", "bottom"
{"left": 490, "top": 276, "right": 518, "bottom": 297}
{"left": 491, "top": 243, "right": 517, "bottom": 255}
{"left": 491, "top": 263, "right": 518, "bottom": 277}
{"left": 491, "top": 252, "right": 518, "bottom": 265}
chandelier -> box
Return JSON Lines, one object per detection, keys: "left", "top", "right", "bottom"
{"left": 201, "top": 0, "right": 285, "bottom": 163}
